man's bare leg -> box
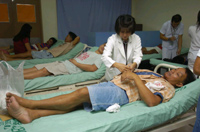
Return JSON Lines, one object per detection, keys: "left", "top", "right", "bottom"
{"left": 1, "top": 51, "right": 32, "bottom": 61}
{"left": 6, "top": 96, "right": 74, "bottom": 124}
{"left": 6, "top": 88, "right": 91, "bottom": 111}
{"left": 24, "top": 68, "right": 52, "bottom": 79}
{"left": 24, "top": 67, "right": 38, "bottom": 74}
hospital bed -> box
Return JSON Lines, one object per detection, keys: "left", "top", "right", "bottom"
{"left": 6, "top": 40, "right": 86, "bottom": 68}
{"left": 23, "top": 46, "right": 106, "bottom": 96}
{"left": 142, "top": 47, "right": 189, "bottom": 61}
{"left": 0, "top": 63, "right": 199, "bottom": 132}
{"left": 139, "top": 47, "right": 189, "bottom": 70}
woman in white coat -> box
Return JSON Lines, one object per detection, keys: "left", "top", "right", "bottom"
{"left": 102, "top": 14, "right": 143, "bottom": 81}
{"left": 188, "top": 10, "right": 200, "bottom": 71}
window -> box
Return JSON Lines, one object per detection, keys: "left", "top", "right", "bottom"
{"left": 0, "top": 3, "right": 9, "bottom": 22}
{"left": 16, "top": 4, "right": 36, "bottom": 22}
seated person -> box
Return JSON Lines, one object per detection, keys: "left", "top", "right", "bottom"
{"left": 31, "top": 37, "right": 57, "bottom": 51}
{"left": 23, "top": 43, "right": 106, "bottom": 79}
{"left": 0, "top": 32, "right": 80, "bottom": 61}
{"left": 6, "top": 67, "right": 195, "bottom": 124}
{"left": 142, "top": 44, "right": 162, "bottom": 54}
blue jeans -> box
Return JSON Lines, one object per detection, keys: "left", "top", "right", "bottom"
{"left": 193, "top": 96, "right": 200, "bottom": 132}
{"left": 31, "top": 50, "right": 53, "bottom": 59}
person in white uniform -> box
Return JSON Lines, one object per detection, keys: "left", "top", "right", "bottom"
{"left": 160, "top": 14, "right": 184, "bottom": 60}
{"left": 188, "top": 10, "right": 200, "bottom": 71}
{"left": 102, "top": 14, "right": 143, "bottom": 81}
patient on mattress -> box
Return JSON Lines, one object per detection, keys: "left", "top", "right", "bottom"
{"left": 0, "top": 32, "right": 80, "bottom": 61}
{"left": 142, "top": 44, "right": 162, "bottom": 54}
{"left": 5, "top": 67, "right": 195, "bottom": 124}
{"left": 23, "top": 43, "right": 106, "bottom": 79}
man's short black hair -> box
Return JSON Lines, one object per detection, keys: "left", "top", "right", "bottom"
{"left": 171, "top": 14, "right": 182, "bottom": 23}
{"left": 49, "top": 37, "right": 57, "bottom": 44}
{"left": 115, "top": 14, "right": 136, "bottom": 35}
{"left": 183, "top": 68, "right": 196, "bottom": 85}
{"left": 68, "top": 31, "right": 77, "bottom": 41}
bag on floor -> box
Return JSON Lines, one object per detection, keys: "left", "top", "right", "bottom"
{"left": 0, "top": 61, "right": 25, "bottom": 114}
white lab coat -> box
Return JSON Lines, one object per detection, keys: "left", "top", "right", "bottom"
{"left": 102, "top": 33, "right": 143, "bottom": 81}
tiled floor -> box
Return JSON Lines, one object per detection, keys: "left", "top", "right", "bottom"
{"left": 170, "top": 124, "right": 194, "bottom": 132}
{"left": 146, "top": 110, "right": 196, "bottom": 132}
{"left": 169, "top": 111, "right": 195, "bottom": 132}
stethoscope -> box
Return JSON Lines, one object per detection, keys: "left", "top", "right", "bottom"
{"left": 170, "top": 24, "right": 178, "bottom": 43}
{"left": 123, "top": 41, "right": 128, "bottom": 65}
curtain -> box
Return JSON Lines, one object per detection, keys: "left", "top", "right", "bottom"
{"left": 57, "top": 0, "right": 131, "bottom": 45}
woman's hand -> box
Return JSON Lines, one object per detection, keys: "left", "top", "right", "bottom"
{"left": 112, "top": 62, "right": 127, "bottom": 73}
{"left": 125, "top": 62, "right": 137, "bottom": 72}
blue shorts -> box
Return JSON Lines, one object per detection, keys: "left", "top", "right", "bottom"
{"left": 83, "top": 82, "right": 129, "bottom": 112}
{"left": 31, "top": 50, "right": 53, "bottom": 59}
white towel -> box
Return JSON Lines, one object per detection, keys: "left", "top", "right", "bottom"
{"left": 145, "top": 81, "right": 165, "bottom": 93}
{"left": 106, "top": 103, "right": 120, "bottom": 113}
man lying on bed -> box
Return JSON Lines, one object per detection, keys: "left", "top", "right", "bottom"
{"left": 0, "top": 31, "right": 80, "bottom": 61}
{"left": 5, "top": 67, "right": 196, "bottom": 124}
{"left": 23, "top": 43, "right": 106, "bottom": 79}
{"left": 142, "top": 44, "right": 162, "bottom": 54}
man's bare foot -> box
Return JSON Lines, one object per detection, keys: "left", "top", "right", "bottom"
{"left": 6, "top": 96, "right": 33, "bottom": 124}
{"left": 6, "top": 93, "right": 34, "bottom": 109}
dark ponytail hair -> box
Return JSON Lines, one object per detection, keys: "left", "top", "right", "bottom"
{"left": 13, "top": 23, "right": 32, "bottom": 42}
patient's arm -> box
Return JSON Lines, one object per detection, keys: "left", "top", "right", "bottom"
{"left": 72, "top": 36, "right": 80, "bottom": 45}
{"left": 121, "top": 71, "right": 161, "bottom": 107}
{"left": 142, "top": 47, "right": 158, "bottom": 54}
{"left": 194, "top": 56, "right": 200, "bottom": 75}
{"left": 36, "top": 43, "right": 49, "bottom": 51}
{"left": 69, "top": 59, "right": 98, "bottom": 72}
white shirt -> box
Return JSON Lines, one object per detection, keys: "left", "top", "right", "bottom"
{"left": 188, "top": 25, "right": 200, "bottom": 53}
{"left": 160, "top": 20, "right": 184, "bottom": 49}
{"left": 187, "top": 25, "right": 200, "bottom": 69}
{"left": 197, "top": 49, "right": 200, "bottom": 57}
{"left": 102, "top": 33, "right": 143, "bottom": 81}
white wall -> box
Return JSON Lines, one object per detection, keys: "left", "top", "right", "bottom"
{"left": 40, "top": 0, "right": 58, "bottom": 42}
{"left": 132, "top": 0, "right": 200, "bottom": 48}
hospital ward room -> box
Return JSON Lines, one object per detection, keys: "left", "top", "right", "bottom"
{"left": 1, "top": 0, "right": 200, "bottom": 132}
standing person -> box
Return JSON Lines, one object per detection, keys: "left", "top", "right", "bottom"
{"left": 13, "top": 23, "right": 32, "bottom": 54}
{"left": 102, "top": 14, "right": 143, "bottom": 81}
{"left": 188, "top": 10, "right": 200, "bottom": 71}
{"left": 193, "top": 49, "right": 200, "bottom": 132}
{"left": 160, "top": 14, "right": 184, "bottom": 60}
{"left": 193, "top": 49, "right": 200, "bottom": 75}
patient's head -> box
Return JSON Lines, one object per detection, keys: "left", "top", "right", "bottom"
{"left": 96, "top": 43, "right": 106, "bottom": 54}
{"left": 47, "top": 37, "right": 57, "bottom": 46}
{"left": 164, "top": 68, "right": 196, "bottom": 87}
{"left": 65, "top": 31, "right": 77, "bottom": 42}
